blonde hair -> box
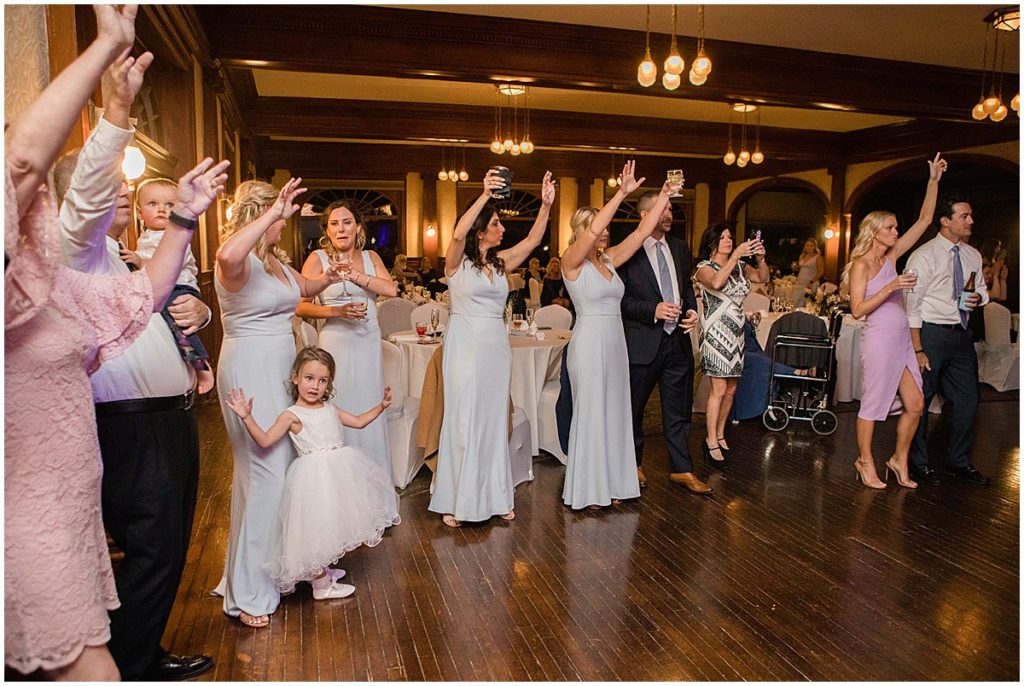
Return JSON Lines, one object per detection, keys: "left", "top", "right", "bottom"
{"left": 220, "top": 180, "right": 291, "bottom": 274}
{"left": 568, "top": 206, "right": 599, "bottom": 247}
{"left": 841, "top": 211, "right": 894, "bottom": 285}
{"left": 135, "top": 177, "right": 177, "bottom": 206}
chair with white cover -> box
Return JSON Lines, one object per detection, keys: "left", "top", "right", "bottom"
{"left": 380, "top": 340, "right": 423, "bottom": 487}
{"left": 409, "top": 302, "right": 449, "bottom": 332}
{"left": 978, "top": 302, "right": 1019, "bottom": 391}
{"left": 509, "top": 405, "right": 534, "bottom": 486}
{"left": 526, "top": 278, "right": 542, "bottom": 310}
{"left": 820, "top": 281, "right": 838, "bottom": 296}
{"left": 534, "top": 304, "right": 572, "bottom": 330}
{"left": 742, "top": 291, "right": 771, "bottom": 314}
{"left": 291, "top": 316, "right": 319, "bottom": 352}
{"left": 378, "top": 297, "right": 417, "bottom": 339}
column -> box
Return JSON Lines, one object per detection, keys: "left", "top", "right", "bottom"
{"left": 693, "top": 182, "right": 710, "bottom": 253}
{"left": 436, "top": 177, "right": 458, "bottom": 257}
{"left": 405, "top": 172, "right": 423, "bottom": 258}
{"left": 556, "top": 176, "right": 579, "bottom": 256}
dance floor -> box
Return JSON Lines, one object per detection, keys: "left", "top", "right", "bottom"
{"left": 165, "top": 392, "right": 1019, "bottom": 681}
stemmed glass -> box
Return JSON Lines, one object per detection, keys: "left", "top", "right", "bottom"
{"left": 667, "top": 169, "right": 684, "bottom": 198}
{"left": 415, "top": 320, "right": 428, "bottom": 343}
{"left": 902, "top": 267, "right": 917, "bottom": 293}
{"left": 525, "top": 307, "right": 535, "bottom": 329}
{"left": 429, "top": 307, "right": 441, "bottom": 338}
{"left": 332, "top": 253, "right": 352, "bottom": 295}
{"left": 512, "top": 313, "right": 524, "bottom": 333}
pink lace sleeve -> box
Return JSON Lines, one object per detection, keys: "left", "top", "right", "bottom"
{"left": 53, "top": 268, "right": 154, "bottom": 375}
{"left": 4, "top": 163, "right": 59, "bottom": 330}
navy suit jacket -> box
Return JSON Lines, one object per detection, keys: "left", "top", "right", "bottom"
{"left": 619, "top": 234, "right": 699, "bottom": 365}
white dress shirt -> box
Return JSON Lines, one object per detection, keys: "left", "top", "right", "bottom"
{"left": 58, "top": 118, "right": 194, "bottom": 402}
{"left": 135, "top": 228, "right": 200, "bottom": 291}
{"left": 643, "top": 236, "right": 680, "bottom": 331}
{"left": 904, "top": 233, "right": 989, "bottom": 328}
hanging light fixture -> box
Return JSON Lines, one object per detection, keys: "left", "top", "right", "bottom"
{"left": 437, "top": 143, "right": 448, "bottom": 181}
{"left": 637, "top": 5, "right": 658, "bottom": 87}
{"left": 490, "top": 88, "right": 505, "bottom": 154}
{"left": 722, "top": 107, "right": 736, "bottom": 165}
{"left": 491, "top": 83, "right": 535, "bottom": 155}
{"left": 736, "top": 107, "right": 750, "bottom": 167}
{"left": 458, "top": 143, "right": 469, "bottom": 182}
{"left": 990, "top": 29, "right": 1010, "bottom": 121}
{"left": 520, "top": 87, "right": 534, "bottom": 154}
{"left": 751, "top": 108, "right": 764, "bottom": 164}
{"left": 663, "top": 6, "right": 684, "bottom": 75}
{"left": 971, "top": 8, "right": 1019, "bottom": 122}
{"left": 607, "top": 152, "right": 619, "bottom": 187}
{"left": 448, "top": 143, "right": 458, "bottom": 181}
{"left": 689, "top": 4, "right": 712, "bottom": 85}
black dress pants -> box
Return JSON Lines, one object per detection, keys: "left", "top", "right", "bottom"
{"left": 98, "top": 406, "right": 200, "bottom": 680}
{"left": 628, "top": 329, "right": 694, "bottom": 474}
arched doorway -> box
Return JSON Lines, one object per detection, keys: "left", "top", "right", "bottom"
{"left": 490, "top": 189, "right": 553, "bottom": 264}
{"left": 299, "top": 189, "right": 400, "bottom": 264}
{"left": 728, "top": 180, "right": 829, "bottom": 280}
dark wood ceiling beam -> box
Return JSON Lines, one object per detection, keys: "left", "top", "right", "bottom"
{"left": 248, "top": 97, "right": 842, "bottom": 162}
{"left": 840, "top": 119, "right": 1020, "bottom": 163}
{"left": 195, "top": 5, "right": 998, "bottom": 122}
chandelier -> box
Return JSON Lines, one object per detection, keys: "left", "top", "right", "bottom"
{"left": 971, "top": 7, "right": 1019, "bottom": 121}
{"left": 436, "top": 140, "right": 468, "bottom": 182}
{"left": 723, "top": 104, "right": 764, "bottom": 166}
{"left": 489, "top": 84, "right": 535, "bottom": 155}
{"left": 637, "top": 4, "right": 712, "bottom": 91}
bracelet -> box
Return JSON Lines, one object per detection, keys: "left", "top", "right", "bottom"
{"left": 168, "top": 211, "right": 199, "bottom": 231}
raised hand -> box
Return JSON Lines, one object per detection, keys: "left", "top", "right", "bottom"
{"left": 93, "top": 4, "right": 138, "bottom": 54}
{"left": 175, "top": 157, "right": 230, "bottom": 219}
{"left": 483, "top": 169, "right": 506, "bottom": 196}
{"left": 539, "top": 170, "right": 556, "bottom": 207}
{"left": 927, "top": 152, "right": 948, "bottom": 181}
{"left": 381, "top": 386, "right": 393, "bottom": 410}
{"left": 226, "top": 388, "right": 254, "bottom": 419}
{"left": 102, "top": 49, "right": 153, "bottom": 112}
{"left": 272, "top": 177, "right": 306, "bottom": 221}
{"left": 619, "top": 160, "right": 645, "bottom": 195}
{"left": 734, "top": 238, "right": 758, "bottom": 259}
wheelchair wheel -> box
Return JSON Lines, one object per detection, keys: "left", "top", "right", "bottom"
{"left": 810, "top": 410, "right": 838, "bottom": 435}
{"left": 762, "top": 406, "right": 789, "bottom": 432}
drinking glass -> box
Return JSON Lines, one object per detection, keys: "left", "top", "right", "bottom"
{"left": 415, "top": 320, "right": 428, "bottom": 343}
{"left": 902, "top": 267, "right": 917, "bottom": 293}
{"left": 667, "top": 169, "right": 684, "bottom": 197}
{"left": 525, "top": 307, "right": 535, "bottom": 328}
{"left": 332, "top": 253, "right": 352, "bottom": 295}
{"left": 512, "top": 313, "right": 524, "bottom": 333}
{"left": 429, "top": 308, "right": 441, "bottom": 337}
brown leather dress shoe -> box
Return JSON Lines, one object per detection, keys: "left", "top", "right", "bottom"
{"left": 669, "top": 472, "right": 713, "bottom": 495}
{"left": 637, "top": 467, "right": 648, "bottom": 489}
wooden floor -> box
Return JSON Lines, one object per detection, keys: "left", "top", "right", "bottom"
{"left": 163, "top": 392, "right": 1020, "bottom": 681}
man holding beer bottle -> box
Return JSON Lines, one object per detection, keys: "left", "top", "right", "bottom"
{"left": 904, "top": 192, "right": 991, "bottom": 485}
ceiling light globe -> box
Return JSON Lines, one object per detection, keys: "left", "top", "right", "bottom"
{"left": 458, "top": 170, "right": 470, "bottom": 182}
{"left": 449, "top": 169, "right": 458, "bottom": 180}
{"left": 510, "top": 143, "right": 521, "bottom": 156}
{"left": 490, "top": 140, "right": 504, "bottom": 154}
{"left": 751, "top": 150, "right": 765, "bottom": 165}
{"left": 971, "top": 101, "right": 989, "bottom": 120}
{"left": 664, "top": 53, "right": 684, "bottom": 76}
{"left": 693, "top": 54, "right": 712, "bottom": 76}
{"left": 503, "top": 138, "right": 514, "bottom": 151}
{"left": 688, "top": 69, "right": 707, "bottom": 86}
{"left": 438, "top": 170, "right": 448, "bottom": 181}
{"left": 991, "top": 104, "right": 1009, "bottom": 122}
{"left": 736, "top": 156, "right": 749, "bottom": 168}
{"left": 662, "top": 71, "right": 681, "bottom": 91}
{"left": 738, "top": 150, "right": 751, "bottom": 164}
{"left": 607, "top": 176, "right": 618, "bottom": 187}
{"left": 983, "top": 95, "right": 1001, "bottom": 115}
{"left": 1012, "top": 93, "right": 1020, "bottom": 112}
{"left": 723, "top": 150, "right": 736, "bottom": 165}
{"left": 521, "top": 140, "right": 534, "bottom": 154}
{"left": 637, "top": 60, "right": 657, "bottom": 87}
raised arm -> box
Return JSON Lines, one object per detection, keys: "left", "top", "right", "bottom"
{"left": 144, "top": 158, "right": 229, "bottom": 310}
{"left": 216, "top": 177, "right": 304, "bottom": 291}
{"left": 6, "top": 5, "right": 136, "bottom": 218}
{"left": 225, "top": 388, "right": 297, "bottom": 448}
{"left": 894, "top": 152, "right": 947, "bottom": 259}
{"left": 694, "top": 238, "right": 759, "bottom": 292}
{"left": 607, "top": 177, "right": 679, "bottom": 269}
{"left": 446, "top": 170, "right": 506, "bottom": 276}
{"left": 335, "top": 386, "right": 392, "bottom": 429}
{"left": 498, "top": 171, "right": 555, "bottom": 271}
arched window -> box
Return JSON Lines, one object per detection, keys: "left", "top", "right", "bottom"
{"left": 299, "top": 189, "right": 400, "bottom": 263}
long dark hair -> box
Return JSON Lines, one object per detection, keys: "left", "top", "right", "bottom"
{"left": 697, "top": 223, "right": 732, "bottom": 262}
{"left": 463, "top": 200, "right": 505, "bottom": 275}
{"left": 319, "top": 199, "right": 367, "bottom": 257}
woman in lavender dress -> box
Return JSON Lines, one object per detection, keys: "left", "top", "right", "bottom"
{"left": 843, "top": 153, "right": 946, "bottom": 489}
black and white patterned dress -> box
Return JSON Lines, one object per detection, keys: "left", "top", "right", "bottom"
{"left": 696, "top": 259, "right": 750, "bottom": 378}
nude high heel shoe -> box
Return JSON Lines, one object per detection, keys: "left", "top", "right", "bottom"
{"left": 854, "top": 459, "right": 886, "bottom": 490}
{"left": 885, "top": 457, "right": 918, "bottom": 489}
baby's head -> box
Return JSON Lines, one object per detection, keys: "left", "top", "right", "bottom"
{"left": 135, "top": 177, "right": 177, "bottom": 231}
{"left": 288, "top": 346, "right": 337, "bottom": 403}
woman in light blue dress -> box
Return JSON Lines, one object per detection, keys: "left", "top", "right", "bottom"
{"left": 296, "top": 200, "right": 398, "bottom": 479}
{"left": 429, "top": 169, "right": 556, "bottom": 527}
{"left": 214, "top": 178, "right": 342, "bottom": 628}
{"left": 560, "top": 162, "right": 679, "bottom": 509}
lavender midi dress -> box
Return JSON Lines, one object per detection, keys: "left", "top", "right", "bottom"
{"left": 858, "top": 260, "right": 922, "bottom": 420}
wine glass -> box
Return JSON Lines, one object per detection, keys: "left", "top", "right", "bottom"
{"left": 332, "top": 253, "right": 352, "bottom": 295}
{"left": 667, "top": 169, "right": 684, "bottom": 198}
{"left": 429, "top": 307, "right": 441, "bottom": 337}
{"left": 902, "top": 267, "right": 917, "bottom": 293}
{"left": 525, "top": 307, "right": 535, "bottom": 328}
{"left": 415, "top": 320, "right": 428, "bottom": 343}
{"left": 512, "top": 313, "right": 524, "bottom": 333}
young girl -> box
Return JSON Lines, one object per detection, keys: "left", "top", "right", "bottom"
{"left": 226, "top": 346, "right": 400, "bottom": 601}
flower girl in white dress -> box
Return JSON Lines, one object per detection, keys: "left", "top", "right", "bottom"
{"left": 226, "top": 346, "right": 400, "bottom": 600}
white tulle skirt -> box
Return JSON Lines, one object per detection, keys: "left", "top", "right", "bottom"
{"left": 263, "top": 445, "right": 400, "bottom": 593}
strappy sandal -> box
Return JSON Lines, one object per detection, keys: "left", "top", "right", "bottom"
{"left": 442, "top": 514, "right": 461, "bottom": 528}
{"left": 500, "top": 510, "right": 516, "bottom": 521}
{"left": 239, "top": 611, "right": 270, "bottom": 628}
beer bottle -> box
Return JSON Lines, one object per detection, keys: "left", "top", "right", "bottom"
{"left": 958, "top": 271, "right": 976, "bottom": 311}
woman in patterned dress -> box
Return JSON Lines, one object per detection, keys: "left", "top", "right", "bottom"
{"left": 693, "top": 224, "right": 769, "bottom": 463}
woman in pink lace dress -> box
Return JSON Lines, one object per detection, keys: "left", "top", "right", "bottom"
{"left": 4, "top": 8, "right": 228, "bottom": 678}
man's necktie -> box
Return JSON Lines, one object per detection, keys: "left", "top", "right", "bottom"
{"left": 952, "top": 244, "right": 968, "bottom": 329}
{"left": 656, "top": 242, "right": 677, "bottom": 334}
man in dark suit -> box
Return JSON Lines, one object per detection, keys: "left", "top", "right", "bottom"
{"left": 619, "top": 191, "right": 711, "bottom": 494}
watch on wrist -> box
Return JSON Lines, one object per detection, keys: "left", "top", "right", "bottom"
{"left": 169, "top": 211, "right": 199, "bottom": 231}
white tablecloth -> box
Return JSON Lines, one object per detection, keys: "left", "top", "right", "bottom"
{"left": 388, "top": 328, "right": 571, "bottom": 456}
